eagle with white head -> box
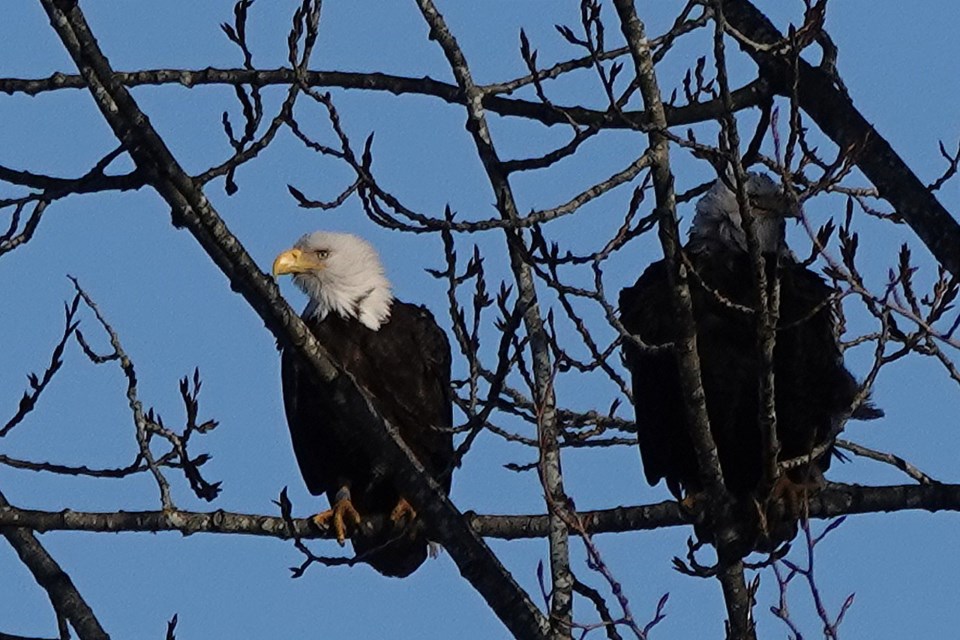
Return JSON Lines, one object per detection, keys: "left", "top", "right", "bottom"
{"left": 273, "top": 231, "right": 453, "bottom": 577}
{"left": 619, "top": 174, "right": 881, "bottom": 553}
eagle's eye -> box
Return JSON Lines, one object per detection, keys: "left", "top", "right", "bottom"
{"left": 315, "top": 249, "right": 330, "bottom": 260}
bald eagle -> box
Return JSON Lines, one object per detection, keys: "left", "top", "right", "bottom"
{"left": 273, "top": 232, "right": 453, "bottom": 577}
{"left": 620, "top": 174, "right": 881, "bottom": 551}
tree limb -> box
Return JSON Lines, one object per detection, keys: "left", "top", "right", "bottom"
{"left": 412, "top": 0, "right": 573, "bottom": 633}
{"left": 610, "top": 1, "right": 755, "bottom": 637}
{"left": 0, "top": 490, "right": 108, "bottom": 640}
{"left": 721, "top": 0, "right": 960, "bottom": 278}
{"left": 0, "top": 67, "right": 771, "bottom": 131}
{"left": 1, "top": 483, "right": 956, "bottom": 540}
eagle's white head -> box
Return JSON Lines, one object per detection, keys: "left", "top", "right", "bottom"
{"left": 272, "top": 231, "right": 393, "bottom": 331}
{"left": 688, "top": 173, "right": 797, "bottom": 256}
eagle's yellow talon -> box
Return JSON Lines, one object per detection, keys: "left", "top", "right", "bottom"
{"left": 390, "top": 497, "right": 416, "bottom": 525}
{"left": 312, "top": 496, "right": 362, "bottom": 546}
{"left": 680, "top": 491, "right": 703, "bottom": 512}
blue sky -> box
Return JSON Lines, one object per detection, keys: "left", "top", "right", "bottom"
{"left": 0, "top": 1, "right": 958, "bottom": 638}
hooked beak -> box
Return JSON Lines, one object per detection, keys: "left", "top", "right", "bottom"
{"left": 272, "top": 248, "right": 324, "bottom": 278}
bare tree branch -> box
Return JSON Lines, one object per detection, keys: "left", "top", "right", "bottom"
{"left": 0, "top": 491, "right": 108, "bottom": 640}
{"left": 412, "top": 1, "right": 573, "bottom": 634}
{"left": 0, "top": 67, "right": 772, "bottom": 132}
{"left": 1, "top": 483, "right": 957, "bottom": 540}
{"left": 721, "top": 0, "right": 960, "bottom": 278}
{"left": 610, "top": 1, "right": 755, "bottom": 637}
{"left": 1, "top": 294, "right": 80, "bottom": 437}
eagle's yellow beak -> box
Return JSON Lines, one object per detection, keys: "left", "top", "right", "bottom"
{"left": 272, "top": 248, "right": 324, "bottom": 277}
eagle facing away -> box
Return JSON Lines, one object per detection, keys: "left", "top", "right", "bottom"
{"left": 273, "top": 231, "right": 453, "bottom": 577}
{"left": 619, "top": 174, "right": 881, "bottom": 552}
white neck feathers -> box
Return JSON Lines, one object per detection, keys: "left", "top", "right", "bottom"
{"left": 688, "top": 174, "right": 789, "bottom": 256}
{"left": 292, "top": 232, "right": 393, "bottom": 331}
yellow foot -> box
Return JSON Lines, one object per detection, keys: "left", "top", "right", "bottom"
{"left": 769, "top": 474, "right": 818, "bottom": 521}
{"left": 389, "top": 497, "right": 417, "bottom": 525}
{"left": 753, "top": 474, "right": 822, "bottom": 550}
{"left": 312, "top": 496, "right": 362, "bottom": 546}
{"left": 680, "top": 491, "right": 705, "bottom": 513}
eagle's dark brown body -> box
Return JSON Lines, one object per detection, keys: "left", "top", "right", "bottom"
{"left": 620, "top": 249, "right": 879, "bottom": 548}
{"left": 281, "top": 301, "right": 453, "bottom": 577}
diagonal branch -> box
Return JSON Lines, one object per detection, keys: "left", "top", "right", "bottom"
{"left": 1, "top": 294, "right": 80, "bottom": 437}
{"left": 0, "top": 490, "right": 108, "bottom": 640}
{"left": 710, "top": 0, "right": 780, "bottom": 496}
{"left": 412, "top": 0, "right": 572, "bottom": 633}
{"left": 721, "top": 0, "right": 960, "bottom": 278}
{"left": 610, "top": 1, "right": 756, "bottom": 637}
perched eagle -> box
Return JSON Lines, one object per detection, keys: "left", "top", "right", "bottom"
{"left": 620, "top": 174, "right": 881, "bottom": 551}
{"left": 273, "top": 231, "right": 453, "bottom": 577}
